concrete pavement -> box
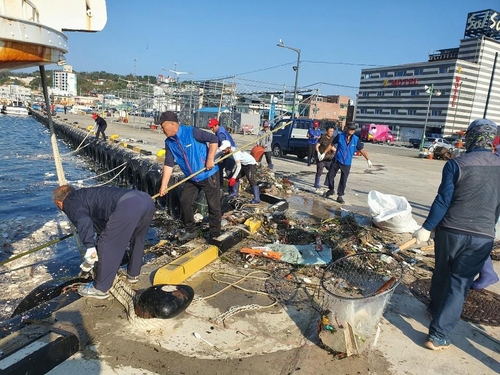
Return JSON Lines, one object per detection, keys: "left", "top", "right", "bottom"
{"left": 25, "top": 112, "right": 500, "bottom": 374}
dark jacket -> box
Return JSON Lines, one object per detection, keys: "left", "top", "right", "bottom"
{"left": 62, "top": 186, "right": 130, "bottom": 248}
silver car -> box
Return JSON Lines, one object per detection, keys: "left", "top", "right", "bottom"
{"left": 424, "top": 137, "right": 454, "bottom": 150}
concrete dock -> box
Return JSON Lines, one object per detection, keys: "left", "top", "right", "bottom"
{"left": 2, "top": 112, "right": 499, "bottom": 375}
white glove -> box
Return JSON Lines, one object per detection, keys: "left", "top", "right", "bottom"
{"left": 84, "top": 247, "right": 98, "bottom": 264}
{"left": 413, "top": 227, "right": 431, "bottom": 245}
{"left": 367, "top": 160, "right": 373, "bottom": 168}
{"left": 317, "top": 153, "right": 325, "bottom": 161}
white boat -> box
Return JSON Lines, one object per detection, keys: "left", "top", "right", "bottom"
{"left": 1, "top": 101, "right": 30, "bottom": 115}
{"left": 0, "top": 0, "right": 107, "bottom": 70}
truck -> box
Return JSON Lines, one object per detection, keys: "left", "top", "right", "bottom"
{"left": 270, "top": 118, "right": 321, "bottom": 159}
{"left": 360, "top": 124, "right": 395, "bottom": 143}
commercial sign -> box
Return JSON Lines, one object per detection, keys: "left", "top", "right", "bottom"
{"left": 464, "top": 9, "right": 500, "bottom": 40}
{"left": 383, "top": 78, "right": 419, "bottom": 87}
{"left": 450, "top": 76, "right": 461, "bottom": 108}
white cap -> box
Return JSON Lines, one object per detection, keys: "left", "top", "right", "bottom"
{"left": 218, "top": 140, "right": 231, "bottom": 151}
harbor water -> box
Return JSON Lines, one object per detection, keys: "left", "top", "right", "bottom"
{"left": 0, "top": 115, "right": 119, "bottom": 319}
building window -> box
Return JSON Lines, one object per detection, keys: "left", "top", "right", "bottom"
{"left": 408, "top": 109, "right": 416, "bottom": 115}
{"left": 360, "top": 109, "right": 367, "bottom": 114}
{"left": 410, "top": 90, "right": 418, "bottom": 96}
{"left": 376, "top": 91, "right": 384, "bottom": 96}
{"left": 375, "top": 109, "right": 382, "bottom": 114}
{"left": 414, "top": 68, "right": 423, "bottom": 75}
{"left": 439, "top": 67, "right": 446, "bottom": 74}
{"left": 393, "top": 91, "right": 401, "bottom": 96}
{"left": 380, "top": 72, "right": 387, "bottom": 78}
{"left": 432, "top": 110, "right": 441, "bottom": 116}
{"left": 396, "top": 71, "right": 404, "bottom": 77}
{"left": 362, "top": 91, "right": 369, "bottom": 97}
{"left": 365, "top": 73, "right": 372, "bottom": 79}
{"left": 391, "top": 109, "right": 397, "bottom": 115}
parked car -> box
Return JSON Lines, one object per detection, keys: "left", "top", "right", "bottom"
{"left": 423, "top": 137, "right": 454, "bottom": 150}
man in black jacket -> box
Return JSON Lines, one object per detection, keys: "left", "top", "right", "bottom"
{"left": 93, "top": 113, "right": 108, "bottom": 141}
{"left": 53, "top": 185, "right": 155, "bottom": 299}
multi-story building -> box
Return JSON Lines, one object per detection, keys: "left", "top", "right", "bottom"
{"left": 355, "top": 9, "right": 500, "bottom": 142}
{"left": 52, "top": 65, "right": 77, "bottom": 96}
{"left": 301, "top": 94, "right": 351, "bottom": 128}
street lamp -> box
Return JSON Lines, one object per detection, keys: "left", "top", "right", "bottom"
{"left": 277, "top": 39, "right": 301, "bottom": 120}
{"left": 419, "top": 84, "right": 442, "bottom": 152}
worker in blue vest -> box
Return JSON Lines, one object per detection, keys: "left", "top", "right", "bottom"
{"left": 207, "top": 117, "right": 238, "bottom": 191}
{"left": 159, "top": 111, "right": 221, "bottom": 242}
{"left": 307, "top": 120, "right": 321, "bottom": 166}
{"left": 322, "top": 123, "right": 372, "bottom": 204}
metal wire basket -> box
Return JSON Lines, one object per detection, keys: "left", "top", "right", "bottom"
{"left": 321, "top": 252, "right": 404, "bottom": 300}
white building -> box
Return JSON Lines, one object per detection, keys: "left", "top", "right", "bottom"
{"left": 355, "top": 9, "right": 500, "bottom": 142}
{"left": 52, "top": 65, "right": 77, "bottom": 96}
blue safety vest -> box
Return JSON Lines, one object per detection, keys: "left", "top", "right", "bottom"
{"left": 216, "top": 126, "right": 236, "bottom": 147}
{"left": 165, "top": 125, "right": 218, "bottom": 182}
{"left": 334, "top": 132, "right": 360, "bottom": 166}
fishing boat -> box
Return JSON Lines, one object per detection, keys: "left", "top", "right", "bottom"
{"left": 0, "top": 0, "right": 107, "bottom": 71}
{"left": 1, "top": 100, "right": 30, "bottom": 115}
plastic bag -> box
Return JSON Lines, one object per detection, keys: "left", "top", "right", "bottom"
{"left": 367, "top": 190, "right": 420, "bottom": 233}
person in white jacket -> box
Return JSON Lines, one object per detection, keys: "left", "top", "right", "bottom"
{"left": 218, "top": 140, "right": 260, "bottom": 203}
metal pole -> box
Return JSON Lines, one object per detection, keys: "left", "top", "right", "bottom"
{"left": 419, "top": 85, "right": 434, "bottom": 152}
{"left": 292, "top": 50, "right": 300, "bottom": 119}
{"left": 483, "top": 51, "right": 498, "bottom": 118}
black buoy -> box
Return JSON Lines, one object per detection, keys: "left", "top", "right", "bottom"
{"left": 134, "top": 284, "right": 194, "bottom": 319}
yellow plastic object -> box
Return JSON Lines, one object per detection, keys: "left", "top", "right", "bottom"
{"left": 244, "top": 218, "right": 262, "bottom": 233}
{"left": 156, "top": 149, "right": 166, "bottom": 158}
{"left": 153, "top": 244, "right": 219, "bottom": 285}
{"left": 86, "top": 125, "right": 94, "bottom": 131}
{"left": 110, "top": 134, "right": 119, "bottom": 140}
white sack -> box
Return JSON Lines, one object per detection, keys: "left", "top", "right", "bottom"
{"left": 367, "top": 190, "right": 420, "bottom": 233}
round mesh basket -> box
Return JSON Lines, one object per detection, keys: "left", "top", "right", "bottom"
{"left": 321, "top": 252, "right": 404, "bottom": 299}
{"left": 318, "top": 252, "right": 404, "bottom": 354}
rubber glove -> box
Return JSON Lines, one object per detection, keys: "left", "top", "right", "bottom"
{"left": 317, "top": 153, "right": 325, "bottom": 161}
{"left": 413, "top": 227, "right": 431, "bottom": 245}
{"left": 367, "top": 160, "right": 373, "bottom": 168}
{"left": 84, "top": 247, "right": 98, "bottom": 264}
{"left": 228, "top": 178, "right": 237, "bottom": 187}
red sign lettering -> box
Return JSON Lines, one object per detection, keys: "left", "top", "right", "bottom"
{"left": 391, "top": 78, "right": 419, "bottom": 86}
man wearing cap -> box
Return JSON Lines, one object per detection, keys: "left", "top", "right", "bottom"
{"left": 207, "top": 118, "right": 237, "bottom": 186}
{"left": 218, "top": 140, "right": 260, "bottom": 203}
{"left": 413, "top": 118, "right": 500, "bottom": 351}
{"left": 53, "top": 185, "right": 155, "bottom": 299}
{"left": 93, "top": 113, "right": 107, "bottom": 141}
{"left": 306, "top": 120, "right": 321, "bottom": 166}
{"left": 158, "top": 111, "right": 221, "bottom": 242}
{"left": 257, "top": 121, "right": 273, "bottom": 170}
{"left": 323, "top": 123, "right": 372, "bottom": 203}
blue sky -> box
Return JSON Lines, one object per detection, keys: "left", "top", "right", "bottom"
{"left": 50, "top": 1, "right": 500, "bottom": 99}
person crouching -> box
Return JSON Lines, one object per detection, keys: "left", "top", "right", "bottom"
{"left": 219, "top": 140, "right": 260, "bottom": 204}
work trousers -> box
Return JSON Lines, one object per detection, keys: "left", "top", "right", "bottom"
{"left": 428, "top": 227, "right": 493, "bottom": 341}
{"left": 238, "top": 164, "right": 257, "bottom": 187}
{"left": 315, "top": 159, "right": 333, "bottom": 187}
{"left": 180, "top": 172, "right": 221, "bottom": 237}
{"left": 262, "top": 151, "right": 272, "bottom": 167}
{"left": 325, "top": 160, "right": 351, "bottom": 196}
{"left": 94, "top": 191, "right": 155, "bottom": 292}
{"left": 307, "top": 144, "right": 317, "bottom": 165}
{"left": 96, "top": 125, "right": 107, "bottom": 140}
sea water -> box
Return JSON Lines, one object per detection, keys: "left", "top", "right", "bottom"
{"left": 0, "top": 115, "right": 103, "bottom": 319}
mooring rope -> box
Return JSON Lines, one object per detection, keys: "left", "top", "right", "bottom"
{"left": 191, "top": 270, "right": 278, "bottom": 325}
{"left": 108, "top": 277, "right": 165, "bottom": 329}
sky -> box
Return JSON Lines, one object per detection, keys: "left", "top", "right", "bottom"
{"left": 35, "top": 0, "right": 500, "bottom": 100}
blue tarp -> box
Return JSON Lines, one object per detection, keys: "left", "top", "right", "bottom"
{"left": 267, "top": 243, "right": 332, "bottom": 265}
